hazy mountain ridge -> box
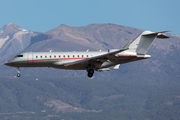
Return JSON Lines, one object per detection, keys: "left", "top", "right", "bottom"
{"left": 0, "top": 23, "right": 38, "bottom": 59}
{"left": 26, "top": 23, "right": 142, "bottom": 52}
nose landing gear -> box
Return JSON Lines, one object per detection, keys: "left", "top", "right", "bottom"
{"left": 17, "top": 67, "right": 21, "bottom": 77}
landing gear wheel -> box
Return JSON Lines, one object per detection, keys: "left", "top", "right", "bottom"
{"left": 89, "top": 69, "right": 94, "bottom": 74}
{"left": 87, "top": 69, "right": 94, "bottom": 78}
{"left": 17, "top": 73, "right": 21, "bottom": 77}
{"left": 88, "top": 73, "right": 93, "bottom": 78}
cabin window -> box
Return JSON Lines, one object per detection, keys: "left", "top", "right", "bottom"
{"left": 54, "top": 55, "right": 56, "bottom": 58}
{"left": 68, "top": 55, "right": 70, "bottom": 58}
{"left": 82, "top": 55, "right": 83, "bottom": 58}
{"left": 87, "top": 55, "right": 88, "bottom": 57}
{"left": 41, "top": 56, "right": 42, "bottom": 58}
{"left": 59, "top": 55, "right": 61, "bottom": 58}
{"left": 36, "top": 56, "right": 38, "bottom": 58}
{"left": 77, "top": 55, "right": 79, "bottom": 58}
{"left": 63, "top": 55, "right": 65, "bottom": 58}
{"left": 73, "top": 55, "right": 75, "bottom": 58}
{"left": 17, "top": 55, "right": 23, "bottom": 57}
{"left": 50, "top": 56, "right": 51, "bottom": 58}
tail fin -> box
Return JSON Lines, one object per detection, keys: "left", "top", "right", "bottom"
{"left": 128, "top": 31, "right": 169, "bottom": 55}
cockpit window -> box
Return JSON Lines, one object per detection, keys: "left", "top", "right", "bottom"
{"left": 17, "top": 55, "right": 23, "bottom": 57}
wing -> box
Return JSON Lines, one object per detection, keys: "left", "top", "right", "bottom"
{"left": 64, "top": 48, "right": 128, "bottom": 68}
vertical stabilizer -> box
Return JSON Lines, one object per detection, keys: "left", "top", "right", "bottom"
{"left": 128, "top": 31, "right": 169, "bottom": 55}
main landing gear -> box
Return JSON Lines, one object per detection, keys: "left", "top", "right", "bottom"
{"left": 87, "top": 69, "right": 94, "bottom": 78}
{"left": 17, "top": 67, "right": 21, "bottom": 77}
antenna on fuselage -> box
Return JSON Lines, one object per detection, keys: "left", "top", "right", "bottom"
{"left": 49, "top": 50, "right": 52, "bottom": 52}
{"left": 86, "top": 49, "right": 89, "bottom": 52}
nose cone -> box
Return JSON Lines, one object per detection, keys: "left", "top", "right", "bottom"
{"left": 4, "top": 61, "right": 9, "bottom": 66}
{"left": 4, "top": 61, "right": 13, "bottom": 66}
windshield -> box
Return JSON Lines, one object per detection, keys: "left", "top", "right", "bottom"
{"left": 15, "top": 55, "right": 23, "bottom": 57}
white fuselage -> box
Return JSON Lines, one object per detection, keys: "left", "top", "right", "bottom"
{"left": 5, "top": 50, "right": 150, "bottom": 70}
{"left": 5, "top": 30, "right": 168, "bottom": 78}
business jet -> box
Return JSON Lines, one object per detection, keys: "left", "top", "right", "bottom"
{"left": 4, "top": 30, "right": 169, "bottom": 78}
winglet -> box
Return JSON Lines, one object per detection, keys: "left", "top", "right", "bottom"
{"left": 123, "top": 41, "right": 132, "bottom": 49}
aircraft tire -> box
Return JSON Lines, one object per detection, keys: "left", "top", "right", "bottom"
{"left": 89, "top": 69, "right": 94, "bottom": 74}
{"left": 17, "top": 73, "right": 21, "bottom": 77}
{"left": 88, "top": 73, "right": 93, "bottom": 78}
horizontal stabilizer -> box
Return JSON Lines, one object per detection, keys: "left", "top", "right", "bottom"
{"left": 143, "top": 30, "right": 171, "bottom": 39}
{"left": 157, "top": 33, "right": 169, "bottom": 38}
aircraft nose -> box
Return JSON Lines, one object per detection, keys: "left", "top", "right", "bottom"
{"left": 4, "top": 61, "right": 9, "bottom": 65}
{"left": 4, "top": 61, "right": 13, "bottom": 66}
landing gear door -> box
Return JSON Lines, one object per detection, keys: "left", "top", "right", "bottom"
{"left": 27, "top": 52, "right": 33, "bottom": 65}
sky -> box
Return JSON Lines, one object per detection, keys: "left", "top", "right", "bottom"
{"left": 0, "top": 0, "right": 180, "bottom": 35}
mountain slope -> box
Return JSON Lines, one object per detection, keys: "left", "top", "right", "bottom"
{"left": 25, "top": 24, "right": 142, "bottom": 52}
{"left": 0, "top": 76, "right": 180, "bottom": 120}
{"left": 0, "top": 23, "right": 38, "bottom": 60}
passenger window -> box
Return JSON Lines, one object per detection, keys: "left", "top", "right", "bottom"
{"left": 68, "top": 55, "right": 70, "bottom": 58}
{"left": 45, "top": 56, "right": 47, "bottom": 58}
{"left": 77, "top": 55, "right": 79, "bottom": 58}
{"left": 87, "top": 55, "right": 88, "bottom": 57}
{"left": 82, "top": 55, "right": 83, "bottom": 57}
{"left": 41, "top": 56, "right": 42, "bottom": 58}
{"left": 50, "top": 56, "right": 51, "bottom": 58}
{"left": 59, "top": 55, "right": 61, "bottom": 58}
{"left": 73, "top": 55, "right": 75, "bottom": 58}
{"left": 36, "top": 56, "right": 38, "bottom": 58}
{"left": 63, "top": 55, "right": 65, "bottom": 58}
{"left": 54, "top": 55, "right": 56, "bottom": 58}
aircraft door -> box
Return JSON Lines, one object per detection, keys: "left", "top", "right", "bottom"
{"left": 27, "top": 52, "right": 33, "bottom": 65}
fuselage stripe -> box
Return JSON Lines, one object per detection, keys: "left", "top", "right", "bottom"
{"left": 11, "top": 57, "right": 88, "bottom": 64}
{"left": 10, "top": 56, "right": 148, "bottom": 64}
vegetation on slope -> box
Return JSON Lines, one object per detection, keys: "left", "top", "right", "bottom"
{"left": 0, "top": 76, "right": 179, "bottom": 119}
